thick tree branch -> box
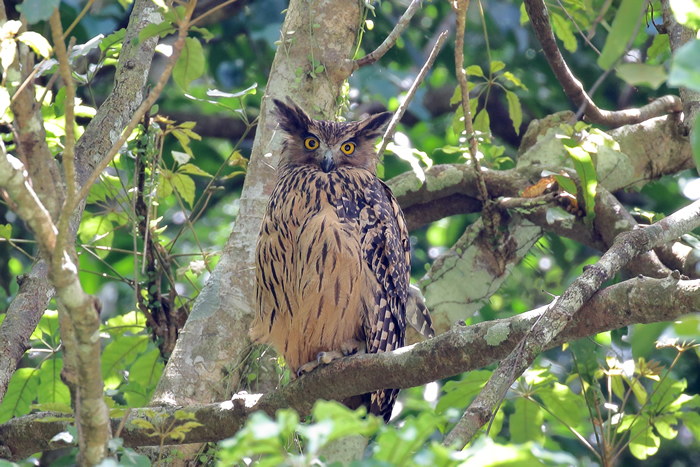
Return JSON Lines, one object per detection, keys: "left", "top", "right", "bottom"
{"left": 443, "top": 199, "right": 700, "bottom": 448}
{"left": 0, "top": 0, "right": 161, "bottom": 407}
{"left": 524, "top": 0, "right": 682, "bottom": 128}
{"left": 1, "top": 274, "right": 697, "bottom": 459}
{"left": 0, "top": 152, "right": 57, "bottom": 255}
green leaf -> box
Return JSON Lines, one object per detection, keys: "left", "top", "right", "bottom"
{"left": 207, "top": 83, "right": 258, "bottom": 99}
{"left": 647, "top": 34, "right": 670, "bottom": 61}
{"left": 670, "top": 0, "right": 700, "bottom": 29}
{"left": 436, "top": 370, "right": 491, "bottom": 414}
{"left": 17, "top": 31, "right": 52, "bottom": 58}
{"left": 616, "top": 63, "right": 667, "bottom": 90}
{"left": 131, "top": 418, "right": 156, "bottom": 431}
{"left": 101, "top": 335, "right": 149, "bottom": 386}
{"left": 505, "top": 90, "right": 522, "bottom": 135}
{"left": 473, "top": 109, "right": 490, "bottom": 135}
{"left": 138, "top": 22, "right": 176, "bottom": 43}
{"left": 128, "top": 348, "right": 164, "bottom": 397}
{"left": 158, "top": 170, "right": 174, "bottom": 199}
{"left": 627, "top": 377, "right": 648, "bottom": 405}
{"left": 629, "top": 423, "right": 660, "bottom": 459}
{"left": 598, "top": 0, "right": 647, "bottom": 69}
{"left": 500, "top": 71, "right": 528, "bottom": 90}
{"left": 38, "top": 358, "right": 71, "bottom": 405}
{"left": 465, "top": 65, "right": 484, "bottom": 77}
{"left": 551, "top": 12, "right": 577, "bottom": 53}
{"left": 669, "top": 40, "right": 700, "bottom": 93}
{"left": 0, "top": 223, "right": 11, "bottom": 240}
{"left": 171, "top": 173, "right": 196, "bottom": 208}
{"left": 104, "top": 310, "right": 147, "bottom": 338}
{"left": 553, "top": 174, "right": 576, "bottom": 195}
{"left": 100, "top": 29, "right": 125, "bottom": 52}
{"left": 32, "top": 309, "right": 60, "bottom": 343}
{"left": 510, "top": 398, "right": 545, "bottom": 443}
{"left": 538, "top": 382, "right": 584, "bottom": 427}
{"left": 16, "top": 0, "right": 59, "bottom": 24}
{"left": 654, "top": 414, "right": 678, "bottom": 439}
{"left": 0, "top": 367, "right": 39, "bottom": 423}
{"left": 178, "top": 163, "right": 213, "bottom": 178}
{"left": 520, "top": 2, "right": 529, "bottom": 25}
{"left": 173, "top": 37, "right": 205, "bottom": 90}
{"left": 566, "top": 147, "right": 597, "bottom": 224}
{"left": 190, "top": 25, "right": 214, "bottom": 42}
{"left": 490, "top": 60, "right": 505, "bottom": 74}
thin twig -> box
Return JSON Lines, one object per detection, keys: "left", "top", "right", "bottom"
{"left": 524, "top": 0, "right": 681, "bottom": 128}
{"left": 49, "top": 11, "right": 77, "bottom": 262}
{"left": 452, "top": 0, "right": 501, "bottom": 259}
{"left": 377, "top": 30, "right": 448, "bottom": 157}
{"left": 554, "top": 0, "right": 600, "bottom": 54}
{"left": 351, "top": 0, "right": 422, "bottom": 71}
{"left": 188, "top": 0, "right": 240, "bottom": 27}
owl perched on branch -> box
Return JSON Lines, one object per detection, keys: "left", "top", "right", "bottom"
{"left": 250, "top": 98, "right": 434, "bottom": 422}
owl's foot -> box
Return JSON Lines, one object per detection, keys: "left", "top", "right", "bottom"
{"left": 296, "top": 339, "right": 366, "bottom": 377}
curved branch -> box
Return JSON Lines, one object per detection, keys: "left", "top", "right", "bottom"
{"left": 443, "top": 198, "right": 700, "bottom": 448}
{"left": 1, "top": 274, "right": 698, "bottom": 459}
{"left": 524, "top": 0, "right": 682, "bottom": 128}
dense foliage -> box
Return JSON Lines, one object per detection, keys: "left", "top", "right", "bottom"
{"left": 2, "top": 0, "right": 700, "bottom": 465}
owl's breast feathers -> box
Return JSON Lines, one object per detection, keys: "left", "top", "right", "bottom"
{"left": 251, "top": 165, "right": 411, "bottom": 421}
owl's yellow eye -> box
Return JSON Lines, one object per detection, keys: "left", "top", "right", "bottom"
{"left": 304, "top": 137, "right": 319, "bottom": 150}
{"left": 340, "top": 142, "right": 355, "bottom": 155}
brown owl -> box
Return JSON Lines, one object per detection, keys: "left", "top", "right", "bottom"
{"left": 250, "top": 98, "right": 433, "bottom": 422}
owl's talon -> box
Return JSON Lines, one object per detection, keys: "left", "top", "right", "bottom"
{"left": 297, "top": 360, "right": 320, "bottom": 377}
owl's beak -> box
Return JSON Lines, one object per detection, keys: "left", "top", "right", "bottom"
{"left": 321, "top": 149, "right": 335, "bottom": 173}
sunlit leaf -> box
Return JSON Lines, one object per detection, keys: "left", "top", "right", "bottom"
{"left": 171, "top": 173, "right": 196, "bottom": 207}
{"left": 17, "top": 31, "right": 52, "bottom": 58}
{"left": 551, "top": 12, "right": 577, "bottom": 53}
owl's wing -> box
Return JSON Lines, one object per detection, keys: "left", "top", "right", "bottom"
{"left": 354, "top": 178, "right": 411, "bottom": 421}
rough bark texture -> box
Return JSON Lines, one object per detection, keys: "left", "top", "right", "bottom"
{"left": 149, "top": 0, "right": 364, "bottom": 461}
{"left": 2, "top": 274, "right": 699, "bottom": 459}
{"left": 0, "top": 0, "right": 161, "bottom": 406}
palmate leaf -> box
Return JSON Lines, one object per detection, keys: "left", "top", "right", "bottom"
{"left": 0, "top": 368, "right": 39, "bottom": 423}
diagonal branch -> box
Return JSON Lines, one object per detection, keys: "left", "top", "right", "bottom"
{"left": 350, "top": 0, "right": 422, "bottom": 72}
{"left": 442, "top": 198, "right": 700, "bottom": 448}
{"left": 1, "top": 273, "right": 698, "bottom": 459}
{"left": 524, "top": 0, "right": 681, "bottom": 128}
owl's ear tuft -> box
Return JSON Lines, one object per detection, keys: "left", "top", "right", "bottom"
{"left": 357, "top": 111, "right": 392, "bottom": 140}
{"left": 271, "top": 98, "right": 313, "bottom": 136}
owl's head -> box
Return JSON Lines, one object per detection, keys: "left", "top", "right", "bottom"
{"left": 272, "top": 98, "right": 392, "bottom": 174}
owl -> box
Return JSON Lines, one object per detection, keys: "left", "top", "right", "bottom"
{"left": 250, "top": 98, "right": 434, "bottom": 422}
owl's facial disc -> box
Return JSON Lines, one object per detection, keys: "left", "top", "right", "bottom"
{"left": 321, "top": 149, "right": 334, "bottom": 173}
